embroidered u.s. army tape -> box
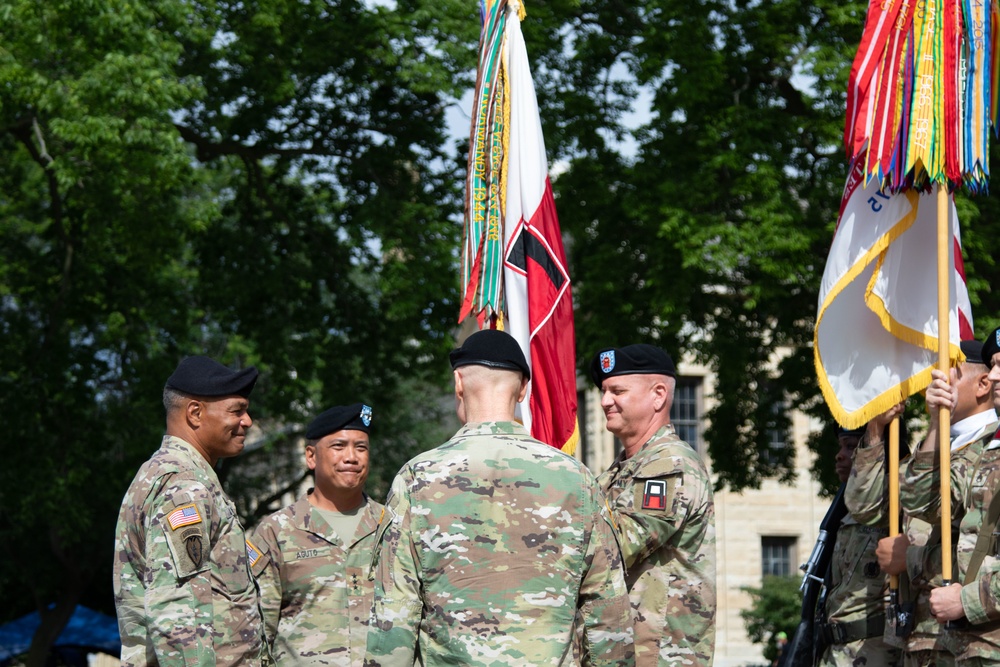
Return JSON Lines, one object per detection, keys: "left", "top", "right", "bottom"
{"left": 167, "top": 503, "right": 202, "bottom": 530}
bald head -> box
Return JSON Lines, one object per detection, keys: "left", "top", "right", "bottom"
{"left": 453, "top": 364, "right": 528, "bottom": 424}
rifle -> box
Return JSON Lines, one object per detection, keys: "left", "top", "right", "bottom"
{"left": 782, "top": 484, "right": 848, "bottom": 667}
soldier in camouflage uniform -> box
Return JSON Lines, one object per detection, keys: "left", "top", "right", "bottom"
{"left": 822, "top": 414, "right": 901, "bottom": 667}
{"left": 589, "top": 343, "right": 716, "bottom": 667}
{"left": 253, "top": 403, "right": 384, "bottom": 665}
{"left": 113, "top": 355, "right": 265, "bottom": 666}
{"left": 902, "top": 327, "right": 1000, "bottom": 666}
{"left": 365, "top": 329, "right": 634, "bottom": 667}
{"left": 855, "top": 340, "right": 996, "bottom": 667}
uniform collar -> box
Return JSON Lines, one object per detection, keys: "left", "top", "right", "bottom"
{"left": 295, "top": 493, "right": 380, "bottom": 547}
{"left": 161, "top": 435, "right": 221, "bottom": 483}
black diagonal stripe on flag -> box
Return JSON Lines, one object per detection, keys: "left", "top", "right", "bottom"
{"left": 508, "top": 229, "right": 565, "bottom": 290}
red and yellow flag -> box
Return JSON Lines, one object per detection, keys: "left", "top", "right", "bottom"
{"left": 459, "top": 0, "right": 579, "bottom": 452}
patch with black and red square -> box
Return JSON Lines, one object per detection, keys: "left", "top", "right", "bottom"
{"left": 641, "top": 479, "right": 668, "bottom": 510}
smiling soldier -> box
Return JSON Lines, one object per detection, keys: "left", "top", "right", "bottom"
{"left": 589, "top": 343, "right": 716, "bottom": 667}
{"left": 252, "top": 403, "right": 383, "bottom": 666}
{"left": 113, "top": 355, "right": 265, "bottom": 666}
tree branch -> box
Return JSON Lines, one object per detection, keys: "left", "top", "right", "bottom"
{"left": 174, "top": 123, "right": 348, "bottom": 162}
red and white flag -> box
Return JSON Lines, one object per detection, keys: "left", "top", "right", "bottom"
{"left": 814, "top": 161, "right": 974, "bottom": 428}
{"left": 500, "top": 1, "right": 578, "bottom": 451}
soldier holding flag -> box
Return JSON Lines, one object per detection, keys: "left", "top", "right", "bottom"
{"left": 900, "top": 327, "right": 1000, "bottom": 664}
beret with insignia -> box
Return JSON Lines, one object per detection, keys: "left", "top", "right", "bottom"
{"left": 305, "top": 403, "right": 373, "bottom": 439}
{"left": 981, "top": 327, "right": 1000, "bottom": 369}
{"left": 589, "top": 343, "right": 676, "bottom": 387}
{"left": 165, "top": 355, "right": 258, "bottom": 398}
{"left": 449, "top": 329, "right": 530, "bottom": 380}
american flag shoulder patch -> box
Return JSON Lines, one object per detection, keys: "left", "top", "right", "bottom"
{"left": 167, "top": 503, "right": 202, "bottom": 531}
{"left": 246, "top": 538, "right": 262, "bottom": 567}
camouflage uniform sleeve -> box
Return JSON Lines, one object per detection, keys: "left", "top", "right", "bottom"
{"left": 960, "top": 561, "right": 1000, "bottom": 624}
{"left": 846, "top": 439, "right": 888, "bottom": 525}
{"left": 144, "top": 474, "right": 217, "bottom": 666}
{"left": 365, "top": 471, "right": 423, "bottom": 667}
{"left": 611, "top": 454, "right": 706, "bottom": 569}
{"left": 577, "top": 487, "right": 635, "bottom": 667}
{"left": 901, "top": 447, "right": 971, "bottom": 525}
{"left": 250, "top": 521, "right": 281, "bottom": 647}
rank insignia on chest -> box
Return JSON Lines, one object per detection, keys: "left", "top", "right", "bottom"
{"left": 167, "top": 503, "right": 202, "bottom": 530}
{"left": 641, "top": 480, "right": 668, "bottom": 510}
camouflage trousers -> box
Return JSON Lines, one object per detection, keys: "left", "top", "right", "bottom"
{"left": 903, "top": 649, "right": 955, "bottom": 667}
{"left": 819, "top": 638, "right": 901, "bottom": 666}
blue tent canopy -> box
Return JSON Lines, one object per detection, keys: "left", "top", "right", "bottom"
{"left": 0, "top": 605, "right": 120, "bottom": 665}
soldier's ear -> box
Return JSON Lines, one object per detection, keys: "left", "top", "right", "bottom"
{"left": 651, "top": 380, "right": 669, "bottom": 412}
{"left": 976, "top": 371, "right": 992, "bottom": 399}
{"left": 186, "top": 399, "right": 205, "bottom": 427}
{"left": 516, "top": 375, "right": 529, "bottom": 403}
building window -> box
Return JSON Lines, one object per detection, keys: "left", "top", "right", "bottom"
{"left": 761, "top": 536, "right": 797, "bottom": 577}
{"left": 576, "top": 388, "right": 589, "bottom": 467}
{"left": 670, "top": 377, "right": 702, "bottom": 451}
{"left": 765, "top": 401, "right": 789, "bottom": 466}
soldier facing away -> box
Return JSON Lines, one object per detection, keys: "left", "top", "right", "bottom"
{"left": 589, "top": 343, "right": 716, "bottom": 667}
{"left": 113, "top": 355, "right": 266, "bottom": 666}
{"left": 364, "top": 328, "right": 634, "bottom": 667}
{"left": 252, "top": 403, "right": 384, "bottom": 665}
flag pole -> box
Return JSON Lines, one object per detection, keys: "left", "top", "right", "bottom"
{"left": 888, "top": 416, "right": 900, "bottom": 593}
{"left": 937, "top": 185, "right": 953, "bottom": 584}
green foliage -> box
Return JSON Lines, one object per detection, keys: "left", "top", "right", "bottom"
{"left": 741, "top": 575, "right": 802, "bottom": 662}
{"left": 0, "top": 0, "right": 467, "bottom": 652}
{"left": 544, "top": 0, "right": 1000, "bottom": 491}
{"left": 6, "top": 0, "right": 1000, "bottom": 661}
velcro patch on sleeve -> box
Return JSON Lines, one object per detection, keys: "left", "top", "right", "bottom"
{"left": 246, "top": 538, "right": 262, "bottom": 567}
{"left": 633, "top": 475, "right": 678, "bottom": 513}
{"left": 641, "top": 480, "right": 669, "bottom": 510}
{"left": 163, "top": 522, "right": 210, "bottom": 578}
{"left": 166, "top": 503, "right": 202, "bottom": 531}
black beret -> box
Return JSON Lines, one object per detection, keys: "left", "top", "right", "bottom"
{"left": 837, "top": 425, "right": 867, "bottom": 437}
{"left": 961, "top": 339, "right": 986, "bottom": 366}
{"left": 165, "top": 355, "right": 258, "bottom": 398}
{"left": 982, "top": 327, "right": 1000, "bottom": 369}
{"left": 305, "top": 403, "right": 373, "bottom": 439}
{"left": 449, "top": 329, "right": 531, "bottom": 380}
{"left": 589, "top": 344, "right": 676, "bottom": 387}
